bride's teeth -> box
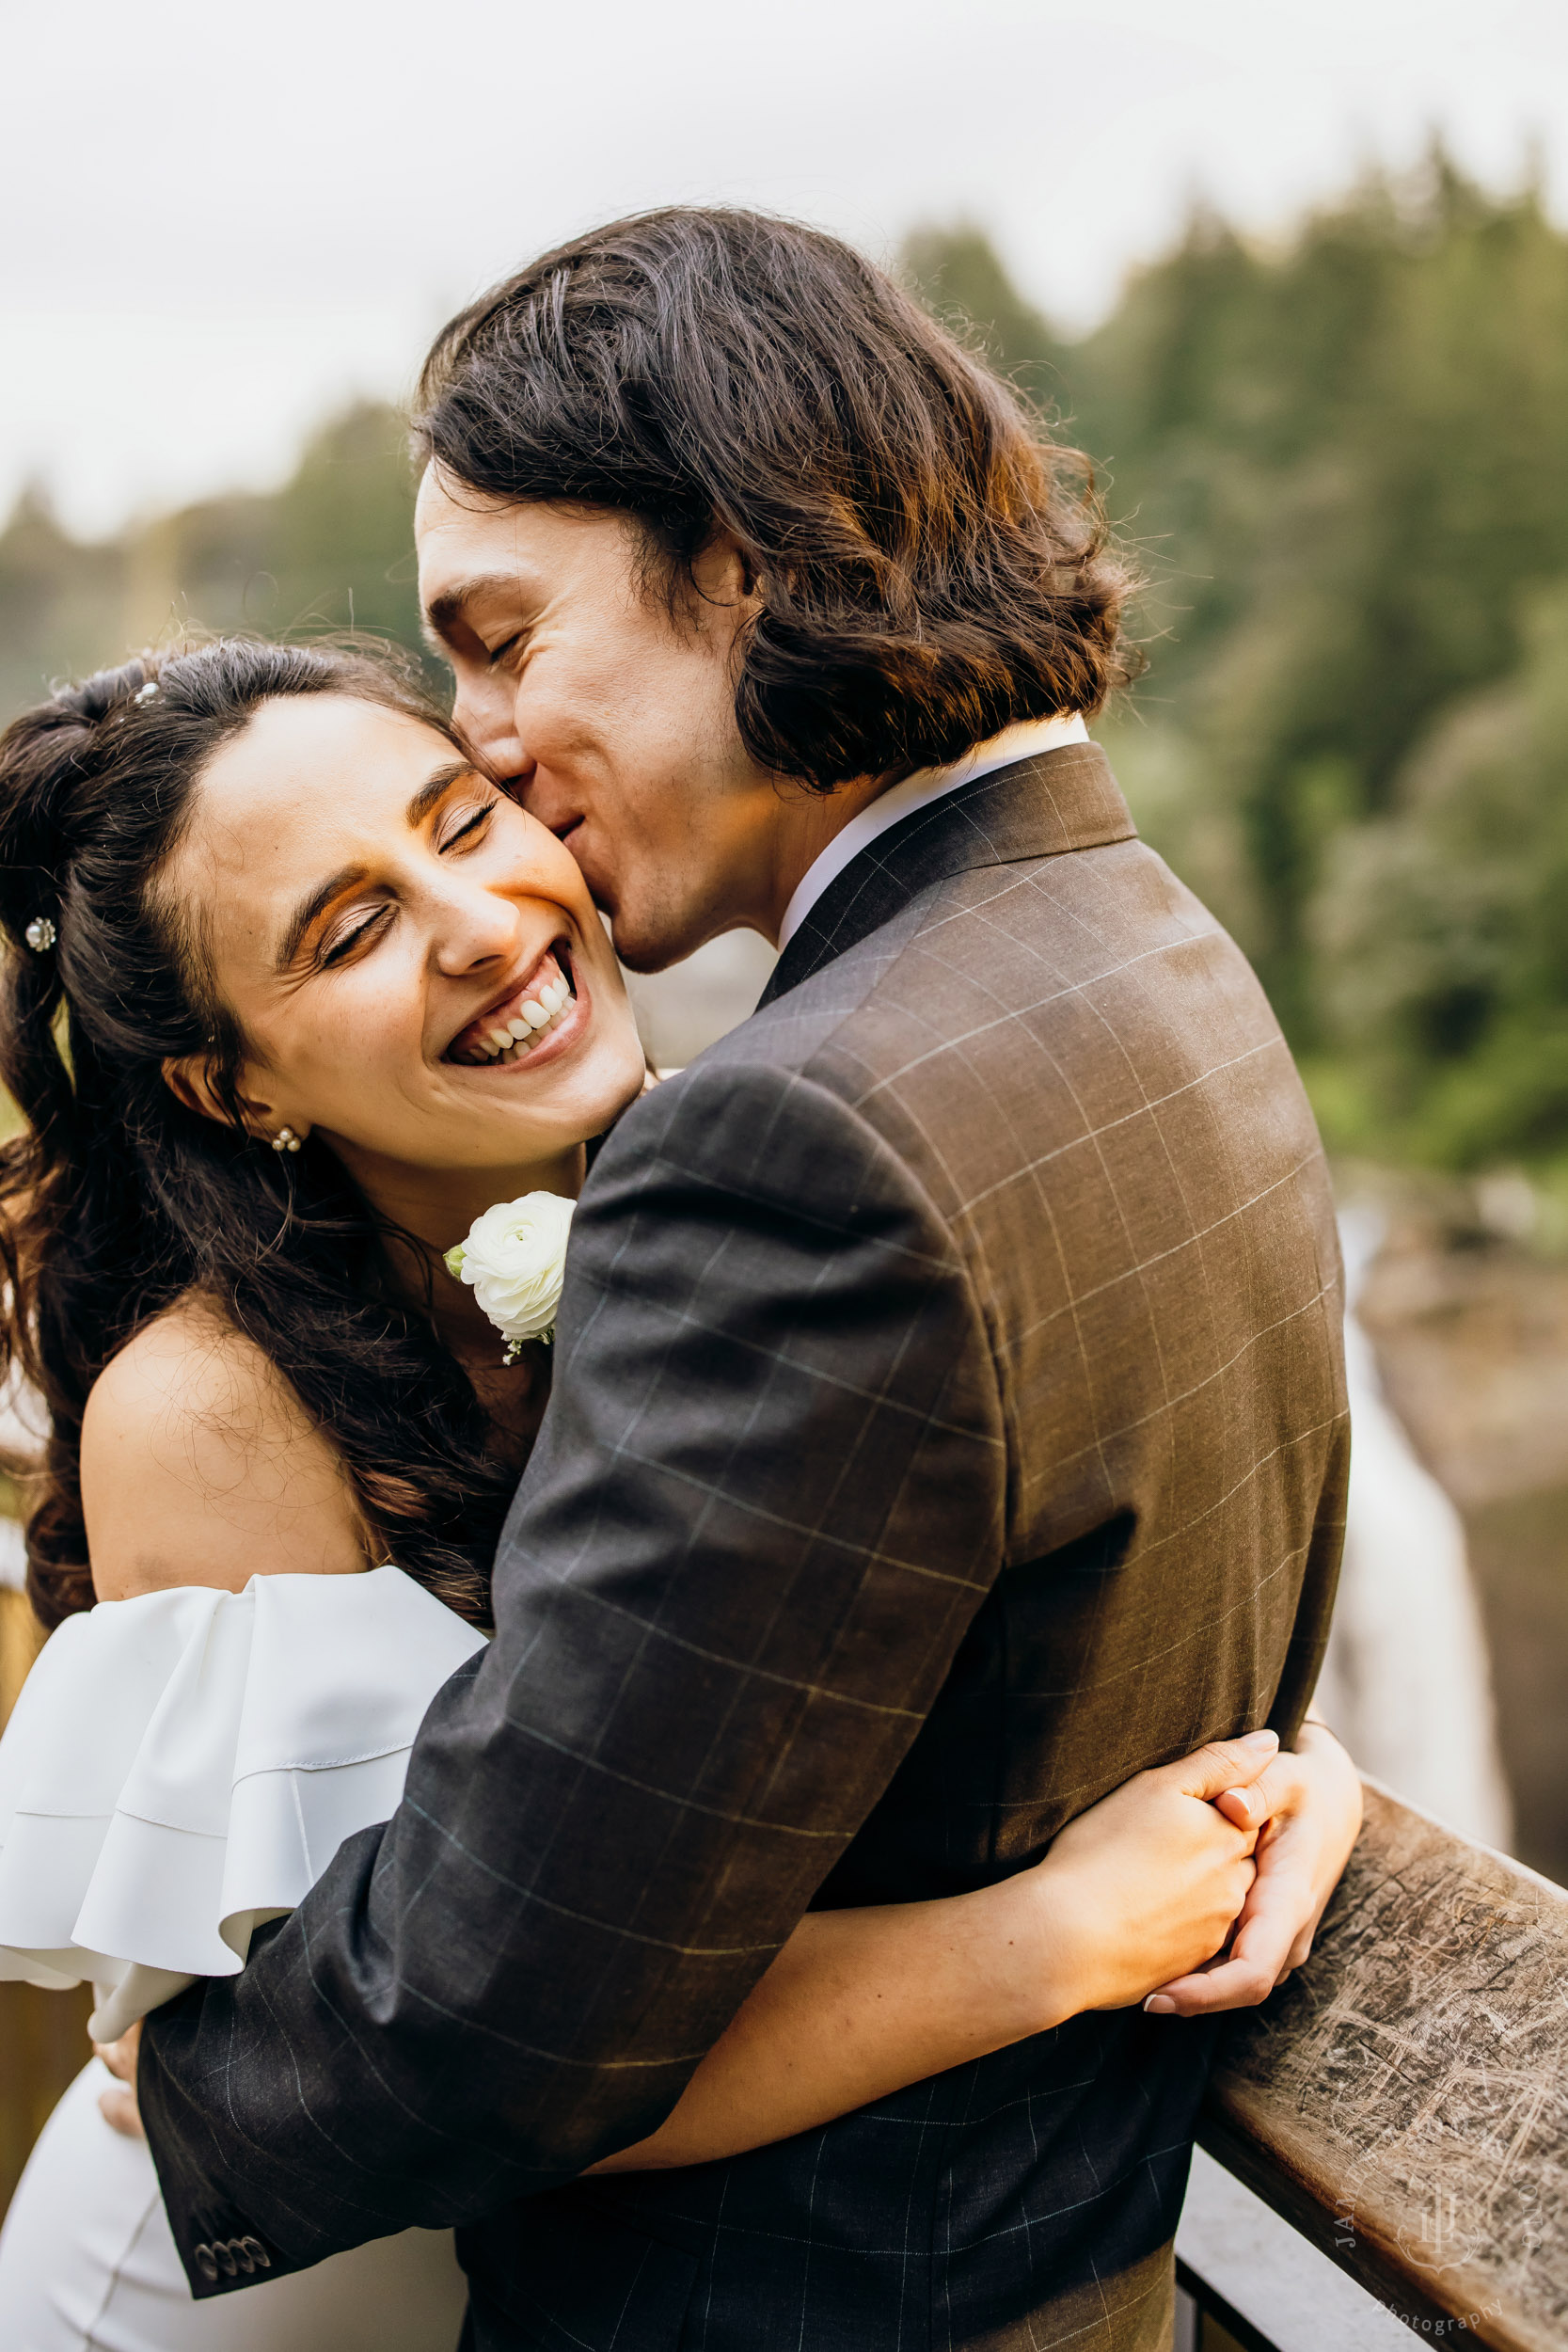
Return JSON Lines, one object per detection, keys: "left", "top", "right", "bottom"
{"left": 453, "top": 961, "right": 578, "bottom": 1064}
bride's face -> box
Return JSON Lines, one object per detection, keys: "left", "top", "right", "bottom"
{"left": 164, "top": 692, "right": 647, "bottom": 1189}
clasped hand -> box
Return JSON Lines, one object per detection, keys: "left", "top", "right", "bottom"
{"left": 1037, "top": 1719, "right": 1362, "bottom": 2022}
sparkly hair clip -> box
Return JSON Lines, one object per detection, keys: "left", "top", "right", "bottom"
{"left": 133, "top": 679, "right": 159, "bottom": 707}
{"left": 24, "top": 916, "right": 56, "bottom": 953}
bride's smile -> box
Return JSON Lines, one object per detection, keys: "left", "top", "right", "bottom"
{"left": 444, "top": 944, "right": 579, "bottom": 1066}
{"left": 157, "top": 689, "right": 648, "bottom": 1229}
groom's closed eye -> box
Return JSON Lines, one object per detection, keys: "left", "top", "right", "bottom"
{"left": 422, "top": 579, "right": 531, "bottom": 661}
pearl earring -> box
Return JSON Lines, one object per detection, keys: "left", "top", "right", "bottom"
{"left": 270, "top": 1126, "right": 303, "bottom": 1154}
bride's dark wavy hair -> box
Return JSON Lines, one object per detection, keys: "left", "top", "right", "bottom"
{"left": 0, "top": 638, "right": 513, "bottom": 1631}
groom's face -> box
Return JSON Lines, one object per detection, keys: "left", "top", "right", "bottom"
{"left": 417, "top": 468, "right": 780, "bottom": 971}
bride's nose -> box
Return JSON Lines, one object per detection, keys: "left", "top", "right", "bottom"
{"left": 434, "top": 879, "right": 522, "bottom": 976}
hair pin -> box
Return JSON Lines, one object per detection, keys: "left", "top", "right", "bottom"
{"left": 24, "top": 917, "right": 56, "bottom": 953}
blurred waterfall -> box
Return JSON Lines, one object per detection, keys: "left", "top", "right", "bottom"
{"left": 1315, "top": 1211, "right": 1513, "bottom": 1848}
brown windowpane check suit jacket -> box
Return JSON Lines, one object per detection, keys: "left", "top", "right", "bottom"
{"left": 140, "top": 744, "right": 1348, "bottom": 2352}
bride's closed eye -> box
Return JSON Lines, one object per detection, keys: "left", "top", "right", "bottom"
{"left": 318, "top": 904, "right": 391, "bottom": 969}
{"left": 436, "top": 796, "right": 499, "bottom": 852}
{"left": 315, "top": 796, "right": 500, "bottom": 970}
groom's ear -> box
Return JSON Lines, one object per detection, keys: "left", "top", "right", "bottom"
{"left": 161, "top": 1052, "right": 275, "bottom": 1141}
{"left": 688, "top": 526, "right": 763, "bottom": 614}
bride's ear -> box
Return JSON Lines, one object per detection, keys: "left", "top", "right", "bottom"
{"left": 161, "top": 1052, "right": 277, "bottom": 1142}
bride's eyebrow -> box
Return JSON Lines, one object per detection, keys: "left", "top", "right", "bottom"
{"left": 276, "top": 764, "right": 483, "bottom": 970}
{"left": 404, "top": 761, "right": 480, "bottom": 827}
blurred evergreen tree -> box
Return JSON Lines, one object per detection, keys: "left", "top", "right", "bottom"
{"left": 906, "top": 153, "right": 1568, "bottom": 1159}
{"left": 0, "top": 401, "right": 424, "bottom": 726}
{"left": 902, "top": 224, "right": 1079, "bottom": 419}
{"left": 1315, "top": 588, "right": 1568, "bottom": 1165}
{"left": 143, "top": 402, "right": 422, "bottom": 647}
{"left": 0, "top": 485, "right": 129, "bottom": 721}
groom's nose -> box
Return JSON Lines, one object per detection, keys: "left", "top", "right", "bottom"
{"left": 452, "top": 670, "right": 527, "bottom": 784}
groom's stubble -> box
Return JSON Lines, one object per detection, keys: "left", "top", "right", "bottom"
{"left": 416, "top": 469, "right": 887, "bottom": 976}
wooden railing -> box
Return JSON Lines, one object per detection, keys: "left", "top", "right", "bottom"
{"left": 1184, "top": 1782, "right": 1568, "bottom": 2349}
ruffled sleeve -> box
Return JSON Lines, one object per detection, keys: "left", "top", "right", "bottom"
{"left": 0, "top": 1566, "right": 486, "bottom": 2041}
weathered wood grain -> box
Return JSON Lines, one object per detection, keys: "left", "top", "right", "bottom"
{"left": 1202, "top": 1782, "right": 1568, "bottom": 2349}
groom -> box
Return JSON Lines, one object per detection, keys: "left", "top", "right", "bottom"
{"left": 136, "top": 209, "right": 1349, "bottom": 2349}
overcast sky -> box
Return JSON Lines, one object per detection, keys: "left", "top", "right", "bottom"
{"left": 4, "top": 0, "right": 1565, "bottom": 536}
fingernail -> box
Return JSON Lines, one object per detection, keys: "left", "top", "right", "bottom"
{"left": 1144, "top": 1995, "right": 1177, "bottom": 2014}
{"left": 1239, "top": 1729, "right": 1278, "bottom": 1751}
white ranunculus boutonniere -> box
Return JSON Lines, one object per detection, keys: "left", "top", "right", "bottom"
{"left": 444, "top": 1191, "right": 575, "bottom": 1362}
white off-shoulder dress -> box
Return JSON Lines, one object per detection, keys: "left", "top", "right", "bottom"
{"left": 0, "top": 1566, "right": 486, "bottom": 2351}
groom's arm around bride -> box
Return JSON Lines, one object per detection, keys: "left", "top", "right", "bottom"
{"left": 138, "top": 208, "right": 1351, "bottom": 2352}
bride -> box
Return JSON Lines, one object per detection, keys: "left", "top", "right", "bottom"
{"left": 0, "top": 638, "right": 1359, "bottom": 2350}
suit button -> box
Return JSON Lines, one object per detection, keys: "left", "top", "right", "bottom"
{"left": 239, "top": 2235, "right": 272, "bottom": 2271}
{"left": 215, "top": 2240, "right": 239, "bottom": 2277}
{"left": 232, "top": 2237, "right": 255, "bottom": 2275}
{"left": 194, "top": 2244, "right": 219, "bottom": 2283}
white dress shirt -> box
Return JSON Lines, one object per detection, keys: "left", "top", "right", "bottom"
{"left": 777, "top": 712, "right": 1090, "bottom": 953}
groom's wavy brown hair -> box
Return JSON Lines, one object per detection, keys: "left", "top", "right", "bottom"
{"left": 415, "top": 208, "right": 1137, "bottom": 785}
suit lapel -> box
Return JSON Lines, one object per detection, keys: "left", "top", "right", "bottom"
{"left": 760, "top": 742, "right": 1138, "bottom": 1007}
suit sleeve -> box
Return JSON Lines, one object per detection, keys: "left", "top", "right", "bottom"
{"left": 138, "top": 1058, "right": 1006, "bottom": 2288}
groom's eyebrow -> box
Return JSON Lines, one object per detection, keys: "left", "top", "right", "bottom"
{"left": 421, "top": 577, "right": 522, "bottom": 653}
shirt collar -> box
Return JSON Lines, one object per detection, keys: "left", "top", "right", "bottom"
{"left": 776, "top": 712, "right": 1090, "bottom": 954}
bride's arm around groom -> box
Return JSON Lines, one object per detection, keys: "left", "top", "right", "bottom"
{"left": 137, "top": 207, "right": 1354, "bottom": 2352}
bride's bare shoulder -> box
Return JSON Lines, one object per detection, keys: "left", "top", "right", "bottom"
{"left": 81, "top": 1294, "right": 370, "bottom": 1601}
